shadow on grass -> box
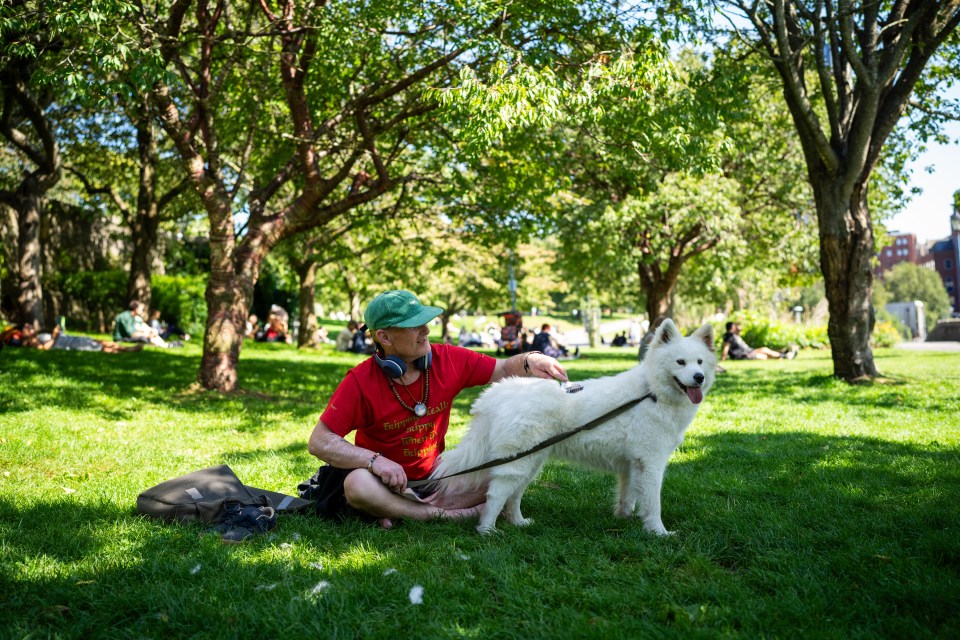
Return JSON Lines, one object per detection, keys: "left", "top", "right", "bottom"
{"left": 0, "top": 494, "right": 483, "bottom": 638}
{"left": 0, "top": 347, "right": 358, "bottom": 429}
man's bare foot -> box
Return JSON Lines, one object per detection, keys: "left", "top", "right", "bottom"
{"left": 439, "top": 503, "right": 485, "bottom": 520}
{"left": 378, "top": 518, "right": 394, "bottom": 529}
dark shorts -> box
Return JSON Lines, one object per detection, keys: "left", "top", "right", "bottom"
{"left": 297, "top": 465, "right": 436, "bottom": 522}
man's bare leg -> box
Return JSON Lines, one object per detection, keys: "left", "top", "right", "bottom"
{"left": 343, "top": 470, "right": 483, "bottom": 527}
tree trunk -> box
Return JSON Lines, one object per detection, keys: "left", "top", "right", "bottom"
{"left": 297, "top": 260, "right": 320, "bottom": 348}
{"left": 199, "top": 270, "right": 254, "bottom": 392}
{"left": 644, "top": 289, "right": 672, "bottom": 325}
{"left": 126, "top": 116, "right": 160, "bottom": 307}
{"left": 127, "top": 210, "right": 158, "bottom": 307}
{"left": 349, "top": 290, "right": 361, "bottom": 322}
{"left": 439, "top": 312, "right": 451, "bottom": 342}
{"left": 816, "top": 181, "right": 878, "bottom": 380}
{"left": 197, "top": 193, "right": 255, "bottom": 391}
{"left": 638, "top": 262, "right": 676, "bottom": 325}
{"left": 16, "top": 191, "right": 45, "bottom": 329}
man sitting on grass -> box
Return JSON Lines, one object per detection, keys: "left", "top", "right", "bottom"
{"left": 305, "top": 289, "right": 568, "bottom": 529}
{"left": 113, "top": 300, "right": 169, "bottom": 348}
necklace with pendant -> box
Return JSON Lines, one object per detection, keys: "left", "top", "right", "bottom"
{"left": 389, "top": 369, "right": 430, "bottom": 417}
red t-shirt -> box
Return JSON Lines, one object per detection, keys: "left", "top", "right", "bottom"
{"left": 320, "top": 343, "right": 497, "bottom": 480}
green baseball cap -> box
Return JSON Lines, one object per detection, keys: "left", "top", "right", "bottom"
{"left": 363, "top": 290, "right": 443, "bottom": 331}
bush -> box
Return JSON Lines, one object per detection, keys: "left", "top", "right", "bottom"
{"left": 716, "top": 309, "right": 903, "bottom": 352}
{"left": 55, "top": 270, "right": 207, "bottom": 335}
{"left": 152, "top": 274, "right": 208, "bottom": 336}
{"left": 717, "top": 310, "right": 825, "bottom": 352}
{"left": 871, "top": 320, "right": 902, "bottom": 348}
{"left": 58, "top": 270, "right": 128, "bottom": 331}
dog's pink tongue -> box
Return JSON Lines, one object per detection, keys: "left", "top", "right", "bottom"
{"left": 686, "top": 386, "right": 703, "bottom": 404}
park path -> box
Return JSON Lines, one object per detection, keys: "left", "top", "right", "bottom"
{"left": 560, "top": 318, "right": 635, "bottom": 347}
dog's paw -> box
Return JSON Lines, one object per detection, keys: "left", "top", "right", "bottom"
{"left": 510, "top": 517, "right": 534, "bottom": 527}
{"left": 644, "top": 523, "right": 674, "bottom": 536}
{"left": 476, "top": 523, "right": 499, "bottom": 535}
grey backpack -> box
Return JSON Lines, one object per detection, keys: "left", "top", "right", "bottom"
{"left": 136, "top": 464, "right": 310, "bottom": 524}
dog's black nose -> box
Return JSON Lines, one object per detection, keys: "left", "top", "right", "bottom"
{"left": 694, "top": 372, "right": 704, "bottom": 384}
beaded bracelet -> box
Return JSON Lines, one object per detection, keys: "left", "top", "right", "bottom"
{"left": 367, "top": 452, "right": 381, "bottom": 471}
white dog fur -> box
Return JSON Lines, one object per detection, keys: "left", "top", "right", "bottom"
{"left": 430, "top": 319, "right": 716, "bottom": 535}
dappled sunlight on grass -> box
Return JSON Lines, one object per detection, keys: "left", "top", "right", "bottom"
{"left": 2, "top": 343, "right": 959, "bottom": 637}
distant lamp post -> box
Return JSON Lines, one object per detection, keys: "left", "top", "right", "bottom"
{"left": 792, "top": 305, "right": 804, "bottom": 323}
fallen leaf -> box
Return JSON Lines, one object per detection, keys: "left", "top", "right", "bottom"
{"left": 409, "top": 585, "right": 424, "bottom": 605}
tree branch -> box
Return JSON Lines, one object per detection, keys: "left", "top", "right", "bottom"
{"left": 66, "top": 166, "right": 130, "bottom": 218}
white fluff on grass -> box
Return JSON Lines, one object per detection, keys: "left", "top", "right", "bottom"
{"left": 190, "top": 564, "right": 201, "bottom": 575}
{"left": 408, "top": 585, "right": 424, "bottom": 605}
{"left": 383, "top": 568, "right": 398, "bottom": 576}
{"left": 310, "top": 580, "right": 331, "bottom": 595}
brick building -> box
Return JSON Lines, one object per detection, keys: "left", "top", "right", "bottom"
{"left": 876, "top": 210, "right": 960, "bottom": 314}
{"left": 876, "top": 231, "right": 919, "bottom": 275}
{"left": 925, "top": 210, "right": 960, "bottom": 313}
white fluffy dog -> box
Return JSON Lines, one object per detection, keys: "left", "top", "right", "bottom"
{"left": 431, "top": 319, "right": 716, "bottom": 535}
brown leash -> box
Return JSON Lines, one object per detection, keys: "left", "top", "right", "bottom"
{"left": 407, "top": 392, "right": 657, "bottom": 488}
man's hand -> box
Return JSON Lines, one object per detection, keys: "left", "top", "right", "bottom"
{"left": 370, "top": 455, "right": 408, "bottom": 493}
{"left": 523, "top": 352, "right": 568, "bottom": 382}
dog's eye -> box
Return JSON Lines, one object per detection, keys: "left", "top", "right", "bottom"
{"left": 697, "top": 359, "right": 702, "bottom": 365}
{"left": 676, "top": 359, "right": 685, "bottom": 366}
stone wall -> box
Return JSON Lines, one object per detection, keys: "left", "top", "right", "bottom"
{"left": 927, "top": 319, "right": 960, "bottom": 342}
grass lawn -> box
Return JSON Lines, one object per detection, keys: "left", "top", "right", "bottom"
{"left": 2, "top": 342, "right": 959, "bottom": 638}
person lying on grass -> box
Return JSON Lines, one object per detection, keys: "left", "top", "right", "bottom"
{"left": 306, "top": 289, "right": 568, "bottom": 530}
{"left": 720, "top": 321, "right": 798, "bottom": 361}
{"left": 18, "top": 322, "right": 143, "bottom": 353}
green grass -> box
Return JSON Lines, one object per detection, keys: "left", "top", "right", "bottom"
{"left": 2, "top": 343, "right": 959, "bottom": 639}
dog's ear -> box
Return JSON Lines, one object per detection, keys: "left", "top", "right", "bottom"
{"left": 691, "top": 323, "right": 714, "bottom": 350}
{"left": 655, "top": 318, "right": 681, "bottom": 345}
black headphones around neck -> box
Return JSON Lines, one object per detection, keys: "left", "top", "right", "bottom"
{"left": 374, "top": 350, "right": 432, "bottom": 378}
{"left": 362, "top": 323, "right": 433, "bottom": 378}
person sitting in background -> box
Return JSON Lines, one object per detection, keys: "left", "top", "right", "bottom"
{"left": 316, "top": 325, "right": 332, "bottom": 344}
{"left": 531, "top": 324, "right": 562, "bottom": 358}
{"left": 611, "top": 332, "right": 628, "bottom": 347}
{"left": 150, "top": 309, "right": 190, "bottom": 342}
{"left": 721, "top": 322, "right": 797, "bottom": 361}
{"left": 336, "top": 321, "right": 358, "bottom": 351}
{"left": 113, "top": 301, "right": 167, "bottom": 347}
{"left": 19, "top": 322, "right": 143, "bottom": 353}
{"left": 350, "top": 323, "right": 371, "bottom": 353}
{"left": 1, "top": 324, "right": 24, "bottom": 348}
{"left": 245, "top": 313, "right": 260, "bottom": 339}
{"left": 256, "top": 307, "right": 292, "bottom": 344}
